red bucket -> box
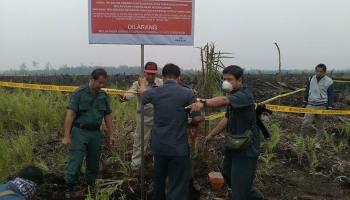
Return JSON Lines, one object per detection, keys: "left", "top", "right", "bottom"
{"left": 208, "top": 171, "right": 224, "bottom": 190}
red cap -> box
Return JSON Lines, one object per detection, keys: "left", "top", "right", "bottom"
{"left": 144, "top": 64, "right": 158, "bottom": 74}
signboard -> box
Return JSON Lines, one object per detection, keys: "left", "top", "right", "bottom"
{"left": 88, "top": 0, "right": 195, "bottom": 45}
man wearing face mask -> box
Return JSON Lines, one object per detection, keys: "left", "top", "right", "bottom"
{"left": 300, "top": 63, "right": 334, "bottom": 149}
{"left": 118, "top": 62, "right": 163, "bottom": 171}
{"left": 189, "top": 65, "right": 263, "bottom": 200}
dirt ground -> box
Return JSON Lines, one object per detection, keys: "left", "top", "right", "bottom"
{"left": 33, "top": 113, "right": 350, "bottom": 200}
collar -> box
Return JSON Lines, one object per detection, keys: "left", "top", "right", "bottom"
{"left": 164, "top": 80, "right": 177, "bottom": 84}
{"left": 9, "top": 178, "right": 36, "bottom": 199}
{"left": 230, "top": 85, "right": 244, "bottom": 94}
{"left": 316, "top": 75, "right": 325, "bottom": 82}
{"left": 82, "top": 84, "right": 102, "bottom": 96}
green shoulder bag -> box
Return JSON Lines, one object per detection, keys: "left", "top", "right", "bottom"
{"left": 224, "top": 129, "right": 253, "bottom": 151}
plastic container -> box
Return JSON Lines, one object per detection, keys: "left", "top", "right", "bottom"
{"left": 208, "top": 171, "right": 224, "bottom": 190}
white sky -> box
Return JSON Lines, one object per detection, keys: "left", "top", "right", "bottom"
{"left": 0, "top": 0, "right": 349, "bottom": 71}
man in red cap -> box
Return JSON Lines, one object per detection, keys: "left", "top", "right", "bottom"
{"left": 119, "top": 62, "right": 163, "bottom": 171}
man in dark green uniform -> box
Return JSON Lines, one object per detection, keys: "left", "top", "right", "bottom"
{"left": 62, "top": 68, "right": 115, "bottom": 196}
{"left": 190, "top": 65, "right": 263, "bottom": 200}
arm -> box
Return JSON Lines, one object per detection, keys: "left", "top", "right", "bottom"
{"left": 206, "top": 96, "right": 230, "bottom": 107}
{"left": 138, "top": 77, "right": 147, "bottom": 94}
{"left": 62, "top": 91, "right": 79, "bottom": 145}
{"left": 104, "top": 114, "right": 115, "bottom": 145}
{"left": 141, "top": 85, "right": 155, "bottom": 105}
{"left": 327, "top": 83, "right": 334, "bottom": 108}
{"left": 190, "top": 96, "right": 230, "bottom": 111}
{"left": 62, "top": 109, "right": 75, "bottom": 145}
{"left": 191, "top": 88, "right": 254, "bottom": 112}
{"left": 119, "top": 81, "right": 139, "bottom": 102}
{"left": 190, "top": 115, "right": 204, "bottom": 126}
{"left": 187, "top": 91, "right": 205, "bottom": 126}
{"left": 304, "top": 77, "right": 311, "bottom": 104}
{"left": 204, "top": 118, "right": 228, "bottom": 145}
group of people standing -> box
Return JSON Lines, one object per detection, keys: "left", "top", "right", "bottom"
{"left": 0, "top": 63, "right": 334, "bottom": 200}
{"left": 60, "top": 63, "right": 266, "bottom": 200}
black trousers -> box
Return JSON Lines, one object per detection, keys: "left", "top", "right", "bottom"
{"left": 222, "top": 153, "right": 264, "bottom": 200}
{"left": 153, "top": 154, "right": 191, "bottom": 200}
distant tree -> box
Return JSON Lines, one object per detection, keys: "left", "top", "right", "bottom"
{"left": 19, "top": 63, "right": 27, "bottom": 71}
{"left": 19, "top": 63, "right": 27, "bottom": 75}
{"left": 45, "top": 62, "right": 51, "bottom": 75}
{"left": 32, "top": 61, "right": 39, "bottom": 69}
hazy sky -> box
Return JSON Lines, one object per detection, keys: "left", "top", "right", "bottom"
{"left": 0, "top": 0, "right": 349, "bottom": 71}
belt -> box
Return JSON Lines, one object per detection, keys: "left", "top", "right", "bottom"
{"left": 73, "top": 123, "right": 100, "bottom": 131}
{"left": 0, "top": 189, "right": 16, "bottom": 197}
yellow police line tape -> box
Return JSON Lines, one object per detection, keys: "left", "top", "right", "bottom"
{"left": 205, "top": 88, "right": 304, "bottom": 120}
{"left": 206, "top": 87, "right": 347, "bottom": 120}
{"left": 1, "top": 81, "right": 349, "bottom": 118}
{"left": 258, "top": 88, "right": 305, "bottom": 105}
{"left": 206, "top": 104, "right": 350, "bottom": 121}
{"left": 0, "top": 81, "right": 137, "bottom": 95}
{"left": 266, "top": 104, "right": 350, "bottom": 115}
{"left": 334, "top": 80, "right": 350, "bottom": 83}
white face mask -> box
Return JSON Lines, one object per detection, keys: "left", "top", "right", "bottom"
{"left": 222, "top": 80, "right": 233, "bottom": 92}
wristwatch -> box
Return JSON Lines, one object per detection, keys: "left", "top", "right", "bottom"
{"left": 199, "top": 98, "right": 207, "bottom": 107}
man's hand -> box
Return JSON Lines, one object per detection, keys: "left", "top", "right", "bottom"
{"left": 108, "top": 134, "right": 116, "bottom": 146}
{"left": 302, "top": 101, "right": 308, "bottom": 108}
{"left": 138, "top": 76, "right": 148, "bottom": 94}
{"left": 62, "top": 136, "right": 71, "bottom": 145}
{"left": 138, "top": 76, "right": 147, "bottom": 86}
{"left": 118, "top": 94, "right": 127, "bottom": 102}
{"left": 190, "top": 102, "right": 204, "bottom": 112}
{"left": 204, "top": 134, "right": 214, "bottom": 146}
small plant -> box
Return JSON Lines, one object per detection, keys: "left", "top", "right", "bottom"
{"left": 333, "top": 140, "right": 348, "bottom": 153}
{"left": 323, "top": 131, "right": 334, "bottom": 146}
{"left": 86, "top": 185, "right": 110, "bottom": 200}
{"left": 305, "top": 137, "right": 318, "bottom": 170}
{"left": 291, "top": 135, "right": 306, "bottom": 165}
{"left": 258, "top": 123, "right": 281, "bottom": 174}
{"left": 91, "top": 179, "right": 130, "bottom": 200}
{"left": 339, "top": 125, "right": 350, "bottom": 146}
{"left": 258, "top": 153, "right": 276, "bottom": 175}
{"left": 268, "top": 123, "right": 281, "bottom": 153}
{"left": 328, "top": 125, "right": 350, "bottom": 153}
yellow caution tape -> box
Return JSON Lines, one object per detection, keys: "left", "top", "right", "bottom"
{"left": 258, "top": 88, "right": 305, "bottom": 105}
{"left": 1, "top": 81, "right": 349, "bottom": 117}
{"left": 205, "top": 112, "right": 226, "bottom": 121}
{"left": 206, "top": 112, "right": 225, "bottom": 121}
{"left": 265, "top": 104, "right": 350, "bottom": 115}
{"left": 0, "top": 81, "right": 137, "bottom": 95}
{"left": 206, "top": 104, "right": 350, "bottom": 120}
{"left": 205, "top": 88, "right": 306, "bottom": 120}
{"left": 334, "top": 80, "right": 350, "bottom": 83}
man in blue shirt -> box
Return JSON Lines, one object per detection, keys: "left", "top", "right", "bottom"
{"left": 139, "top": 63, "right": 202, "bottom": 200}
